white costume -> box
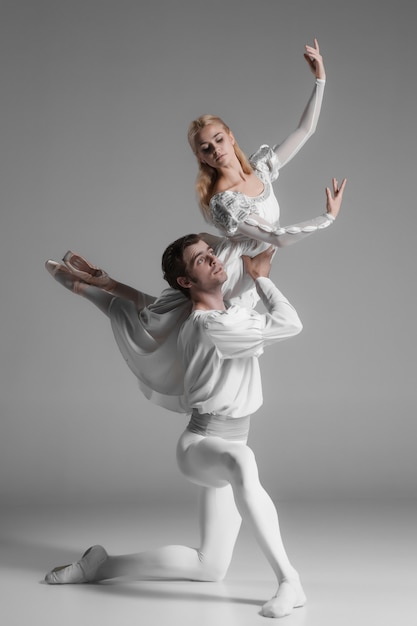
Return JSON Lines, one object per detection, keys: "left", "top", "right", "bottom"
{"left": 180, "top": 277, "right": 302, "bottom": 420}
{"left": 109, "top": 79, "right": 331, "bottom": 412}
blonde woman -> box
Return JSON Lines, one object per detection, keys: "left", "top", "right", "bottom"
{"left": 186, "top": 38, "right": 337, "bottom": 306}
{"left": 45, "top": 39, "right": 345, "bottom": 412}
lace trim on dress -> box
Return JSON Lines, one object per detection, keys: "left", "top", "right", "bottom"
{"left": 209, "top": 145, "right": 279, "bottom": 236}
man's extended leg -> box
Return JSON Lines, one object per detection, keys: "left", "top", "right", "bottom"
{"left": 45, "top": 484, "right": 241, "bottom": 583}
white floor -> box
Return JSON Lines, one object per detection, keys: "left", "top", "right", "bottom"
{"left": 1, "top": 499, "right": 415, "bottom": 626}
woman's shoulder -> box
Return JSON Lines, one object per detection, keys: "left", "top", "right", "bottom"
{"left": 249, "top": 145, "right": 280, "bottom": 182}
{"left": 210, "top": 187, "right": 240, "bottom": 206}
{"left": 209, "top": 190, "right": 252, "bottom": 235}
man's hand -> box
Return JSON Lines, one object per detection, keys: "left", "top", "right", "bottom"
{"left": 242, "top": 246, "right": 275, "bottom": 280}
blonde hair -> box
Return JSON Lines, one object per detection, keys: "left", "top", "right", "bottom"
{"left": 187, "top": 115, "right": 252, "bottom": 222}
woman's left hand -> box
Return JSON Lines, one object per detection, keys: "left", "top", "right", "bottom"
{"left": 304, "top": 38, "right": 326, "bottom": 80}
{"left": 326, "top": 177, "right": 347, "bottom": 219}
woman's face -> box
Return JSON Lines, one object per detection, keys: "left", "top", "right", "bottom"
{"left": 195, "top": 123, "right": 236, "bottom": 169}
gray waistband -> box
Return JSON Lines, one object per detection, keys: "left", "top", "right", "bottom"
{"left": 187, "top": 410, "right": 250, "bottom": 442}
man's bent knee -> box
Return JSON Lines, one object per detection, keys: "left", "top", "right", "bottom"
{"left": 197, "top": 551, "right": 230, "bottom": 582}
{"left": 222, "top": 446, "right": 257, "bottom": 485}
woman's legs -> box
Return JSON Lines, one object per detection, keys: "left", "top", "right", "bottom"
{"left": 45, "top": 260, "right": 155, "bottom": 316}
{"left": 176, "top": 430, "right": 306, "bottom": 618}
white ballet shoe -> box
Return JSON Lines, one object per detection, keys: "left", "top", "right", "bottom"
{"left": 261, "top": 578, "right": 306, "bottom": 618}
{"left": 44, "top": 545, "right": 108, "bottom": 584}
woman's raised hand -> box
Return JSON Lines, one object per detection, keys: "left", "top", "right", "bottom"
{"left": 304, "top": 38, "right": 326, "bottom": 80}
{"left": 326, "top": 178, "right": 347, "bottom": 220}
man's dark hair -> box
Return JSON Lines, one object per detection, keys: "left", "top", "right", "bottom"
{"left": 162, "top": 233, "right": 201, "bottom": 297}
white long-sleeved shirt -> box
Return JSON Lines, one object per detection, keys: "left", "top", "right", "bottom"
{"left": 178, "top": 278, "right": 302, "bottom": 418}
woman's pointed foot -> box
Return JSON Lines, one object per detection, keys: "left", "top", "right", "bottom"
{"left": 62, "top": 251, "right": 115, "bottom": 290}
{"left": 44, "top": 545, "right": 108, "bottom": 584}
{"left": 45, "top": 260, "right": 85, "bottom": 294}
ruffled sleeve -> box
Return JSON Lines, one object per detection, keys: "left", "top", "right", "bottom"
{"left": 249, "top": 144, "right": 280, "bottom": 182}
{"left": 210, "top": 191, "right": 254, "bottom": 236}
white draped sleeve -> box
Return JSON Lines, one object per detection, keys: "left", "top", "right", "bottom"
{"left": 236, "top": 210, "right": 335, "bottom": 248}
{"left": 273, "top": 79, "right": 325, "bottom": 167}
{"left": 203, "top": 277, "right": 302, "bottom": 360}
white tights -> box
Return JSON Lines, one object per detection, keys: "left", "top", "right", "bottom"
{"left": 98, "top": 429, "right": 298, "bottom": 586}
{"left": 99, "top": 482, "right": 241, "bottom": 582}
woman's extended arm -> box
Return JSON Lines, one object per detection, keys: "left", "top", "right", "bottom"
{"left": 273, "top": 39, "right": 326, "bottom": 168}
{"left": 235, "top": 178, "right": 347, "bottom": 248}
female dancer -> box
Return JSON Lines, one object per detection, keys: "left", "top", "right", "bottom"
{"left": 186, "top": 38, "right": 331, "bottom": 307}
{"left": 46, "top": 40, "right": 340, "bottom": 413}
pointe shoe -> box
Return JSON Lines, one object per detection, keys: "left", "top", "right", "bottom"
{"left": 44, "top": 545, "right": 108, "bottom": 584}
{"left": 62, "top": 251, "right": 115, "bottom": 290}
{"left": 45, "top": 260, "right": 85, "bottom": 294}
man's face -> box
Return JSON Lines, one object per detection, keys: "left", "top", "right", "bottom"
{"left": 181, "top": 240, "right": 227, "bottom": 292}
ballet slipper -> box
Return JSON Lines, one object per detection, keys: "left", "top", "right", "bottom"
{"left": 261, "top": 578, "right": 307, "bottom": 618}
{"left": 44, "top": 545, "right": 108, "bottom": 584}
{"left": 62, "top": 251, "right": 116, "bottom": 290}
{"left": 45, "top": 260, "right": 85, "bottom": 294}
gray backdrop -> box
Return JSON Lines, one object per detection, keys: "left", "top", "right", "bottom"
{"left": 1, "top": 0, "right": 415, "bottom": 506}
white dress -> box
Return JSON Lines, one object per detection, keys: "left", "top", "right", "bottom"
{"left": 109, "top": 79, "right": 332, "bottom": 413}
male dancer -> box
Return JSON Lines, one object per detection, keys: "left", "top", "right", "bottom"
{"left": 45, "top": 237, "right": 305, "bottom": 618}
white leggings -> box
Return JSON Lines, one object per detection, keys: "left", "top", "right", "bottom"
{"left": 99, "top": 427, "right": 297, "bottom": 584}
{"left": 68, "top": 286, "right": 297, "bottom": 585}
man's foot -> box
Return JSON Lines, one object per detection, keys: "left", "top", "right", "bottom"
{"left": 260, "top": 578, "right": 306, "bottom": 618}
{"left": 44, "top": 545, "right": 108, "bottom": 584}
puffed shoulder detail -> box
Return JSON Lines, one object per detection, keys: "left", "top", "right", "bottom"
{"left": 210, "top": 191, "right": 254, "bottom": 236}
{"left": 249, "top": 145, "right": 280, "bottom": 182}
